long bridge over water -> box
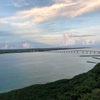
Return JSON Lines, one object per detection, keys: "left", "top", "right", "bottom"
{"left": 49, "top": 50, "right": 100, "bottom": 54}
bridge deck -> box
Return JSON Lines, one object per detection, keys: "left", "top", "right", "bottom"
{"left": 48, "top": 50, "right": 100, "bottom": 54}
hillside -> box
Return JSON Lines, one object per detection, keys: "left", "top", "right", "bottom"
{"left": 0, "top": 63, "right": 100, "bottom": 100}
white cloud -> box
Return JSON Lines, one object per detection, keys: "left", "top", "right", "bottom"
{"left": 11, "top": 21, "right": 33, "bottom": 28}
{"left": 63, "top": 33, "right": 75, "bottom": 46}
{"left": 8, "top": 0, "right": 29, "bottom": 7}
{"left": 23, "top": 43, "right": 31, "bottom": 48}
{"left": 83, "top": 39, "right": 95, "bottom": 45}
{"left": 14, "top": 29, "right": 42, "bottom": 35}
{"left": 0, "top": 20, "right": 8, "bottom": 26}
{"left": 88, "top": 26, "right": 100, "bottom": 31}
{"left": 61, "top": 32, "right": 96, "bottom": 46}
{"left": 1, "top": 45, "right": 8, "bottom": 49}
{"left": 1, "top": 0, "right": 100, "bottom": 28}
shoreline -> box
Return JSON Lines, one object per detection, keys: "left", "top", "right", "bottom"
{"left": 0, "top": 47, "right": 89, "bottom": 54}
{"left": 0, "top": 63, "right": 100, "bottom": 100}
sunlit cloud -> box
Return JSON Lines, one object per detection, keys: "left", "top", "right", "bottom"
{"left": 63, "top": 33, "right": 75, "bottom": 46}
{"left": 1, "top": 0, "right": 100, "bottom": 28}
{"left": 11, "top": 21, "right": 33, "bottom": 28}
{"left": 23, "top": 43, "right": 31, "bottom": 48}
{"left": 0, "top": 0, "right": 100, "bottom": 48}
{"left": 61, "top": 32, "right": 96, "bottom": 46}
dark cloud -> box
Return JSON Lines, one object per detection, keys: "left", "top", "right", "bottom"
{"left": 70, "top": 34, "right": 96, "bottom": 37}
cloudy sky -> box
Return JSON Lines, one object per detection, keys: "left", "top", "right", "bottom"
{"left": 0, "top": 0, "right": 100, "bottom": 49}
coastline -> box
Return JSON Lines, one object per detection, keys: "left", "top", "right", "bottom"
{"left": 0, "top": 63, "right": 100, "bottom": 100}
{"left": 0, "top": 47, "right": 89, "bottom": 54}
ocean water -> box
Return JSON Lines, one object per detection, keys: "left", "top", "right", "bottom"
{"left": 0, "top": 48, "right": 100, "bottom": 93}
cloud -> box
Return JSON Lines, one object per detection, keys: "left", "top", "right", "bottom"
{"left": 30, "top": 34, "right": 62, "bottom": 45}
{"left": 1, "top": 45, "right": 8, "bottom": 49}
{"left": 8, "top": 0, "right": 29, "bottom": 7}
{"left": 2, "top": 0, "right": 100, "bottom": 28}
{"left": 70, "top": 34, "right": 96, "bottom": 37}
{"left": 83, "top": 39, "right": 95, "bottom": 45}
{"left": 61, "top": 32, "right": 96, "bottom": 46}
{"left": 11, "top": 21, "right": 33, "bottom": 28}
{"left": 0, "top": 20, "right": 8, "bottom": 26}
{"left": 88, "top": 26, "right": 100, "bottom": 31}
{"left": 23, "top": 43, "right": 31, "bottom": 48}
{"left": 63, "top": 33, "right": 75, "bottom": 46}
{"left": 14, "top": 29, "right": 42, "bottom": 35}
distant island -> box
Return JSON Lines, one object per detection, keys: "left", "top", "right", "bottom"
{"left": 0, "top": 63, "right": 100, "bottom": 100}
{"left": 0, "top": 47, "right": 89, "bottom": 54}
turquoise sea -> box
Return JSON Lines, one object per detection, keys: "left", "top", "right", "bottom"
{"left": 0, "top": 48, "right": 100, "bottom": 93}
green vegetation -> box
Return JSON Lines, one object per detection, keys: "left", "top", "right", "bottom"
{"left": 0, "top": 63, "right": 100, "bottom": 100}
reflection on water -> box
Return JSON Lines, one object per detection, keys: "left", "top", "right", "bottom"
{"left": 0, "top": 48, "right": 99, "bottom": 93}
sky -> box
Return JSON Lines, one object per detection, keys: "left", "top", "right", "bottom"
{"left": 0, "top": 0, "right": 100, "bottom": 49}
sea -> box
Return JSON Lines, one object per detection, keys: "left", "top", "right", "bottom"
{"left": 0, "top": 47, "right": 100, "bottom": 93}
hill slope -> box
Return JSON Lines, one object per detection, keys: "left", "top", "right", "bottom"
{"left": 0, "top": 63, "right": 100, "bottom": 100}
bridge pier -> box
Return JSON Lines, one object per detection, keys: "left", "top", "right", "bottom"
{"left": 53, "top": 50, "right": 100, "bottom": 54}
{"left": 82, "top": 51, "right": 84, "bottom": 54}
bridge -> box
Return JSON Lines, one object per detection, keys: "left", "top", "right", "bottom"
{"left": 49, "top": 50, "right": 100, "bottom": 54}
